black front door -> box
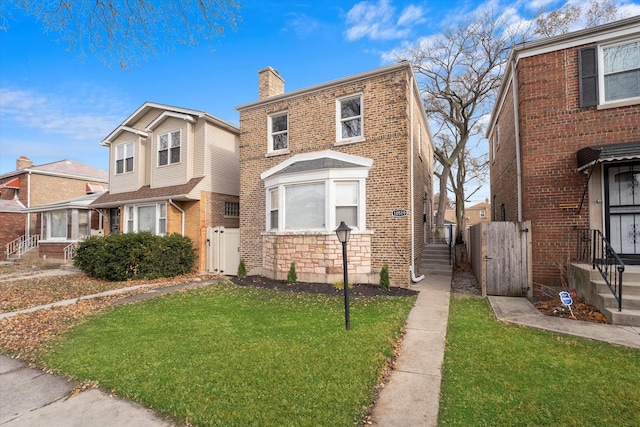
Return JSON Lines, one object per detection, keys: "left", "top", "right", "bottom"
{"left": 109, "top": 208, "right": 120, "bottom": 234}
{"left": 605, "top": 162, "right": 640, "bottom": 264}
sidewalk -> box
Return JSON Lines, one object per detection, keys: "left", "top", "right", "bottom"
{"left": 370, "top": 273, "right": 451, "bottom": 427}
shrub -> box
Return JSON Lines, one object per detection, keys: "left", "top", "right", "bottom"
{"left": 237, "top": 259, "right": 247, "bottom": 279}
{"left": 379, "top": 264, "right": 390, "bottom": 291}
{"left": 332, "top": 280, "right": 352, "bottom": 290}
{"left": 287, "top": 262, "right": 297, "bottom": 285}
{"left": 74, "top": 232, "right": 196, "bottom": 281}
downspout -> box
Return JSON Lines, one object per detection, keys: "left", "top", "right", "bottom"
{"left": 511, "top": 59, "right": 523, "bottom": 222}
{"left": 168, "top": 199, "right": 185, "bottom": 235}
{"left": 409, "top": 74, "right": 425, "bottom": 283}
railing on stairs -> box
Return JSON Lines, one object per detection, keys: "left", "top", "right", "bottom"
{"left": 5, "top": 235, "right": 39, "bottom": 259}
{"left": 575, "top": 229, "right": 624, "bottom": 312}
{"left": 430, "top": 224, "right": 454, "bottom": 265}
{"left": 64, "top": 235, "right": 89, "bottom": 262}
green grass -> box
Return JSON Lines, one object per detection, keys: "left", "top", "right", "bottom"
{"left": 439, "top": 294, "right": 640, "bottom": 427}
{"left": 39, "top": 281, "right": 415, "bottom": 426}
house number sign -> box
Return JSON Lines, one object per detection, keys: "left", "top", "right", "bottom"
{"left": 392, "top": 209, "right": 408, "bottom": 217}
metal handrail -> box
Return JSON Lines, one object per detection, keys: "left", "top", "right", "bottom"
{"left": 63, "top": 235, "right": 89, "bottom": 262}
{"left": 591, "top": 229, "right": 625, "bottom": 312}
{"left": 5, "top": 235, "right": 39, "bottom": 259}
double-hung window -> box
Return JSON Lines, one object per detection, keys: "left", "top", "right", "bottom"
{"left": 269, "top": 188, "right": 279, "bottom": 230}
{"left": 335, "top": 182, "right": 358, "bottom": 227}
{"left": 337, "top": 94, "right": 363, "bottom": 142}
{"left": 158, "top": 130, "right": 181, "bottom": 166}
{"left": 124, "top": 202, "right": 167, "bottom": 235}
{"left": 268, "top": 112, "right": 288, "bottom": 153}
{"left": 116, "top": 142, "right": 134, "bottom": 174}
{"left": 602, "top": 39, "right": 640, "bottom": 103}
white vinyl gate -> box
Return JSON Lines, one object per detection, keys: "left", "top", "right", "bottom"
{"left": 206, "top": 227, "right": 240, "bottom": 276}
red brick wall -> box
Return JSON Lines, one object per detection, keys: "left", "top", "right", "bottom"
{"left": 492, "top": 44, "right": 640, "bottom": 289}
{"left": 0, "top": 212, "right": 25, "bottom": 260}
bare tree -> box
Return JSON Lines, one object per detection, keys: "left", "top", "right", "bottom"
{"left": 0, "top": 0, "right": 241, "bottom": 68}
{"left": 397, "top": 9, "right": 526, "bottom": 243}
{"left": 535, "top": 0, "right": 622, "bottom": 38}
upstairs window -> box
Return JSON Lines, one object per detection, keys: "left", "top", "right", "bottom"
{"left": 116, "top": 142, "right": 134, "bottom": 174}
{"left": 480, "top": 210, "right": 486, "bottom": 218}
{"left": 602, "top": 40, "right": 640, "bottom": 102}
{"left": 158, "top": 130, "right": 181, "bottom": 166}
{"left": 268, "top": 112, "right": 288, "bottom": 153}
{"left": 337, "top": 94, "right": 363, "bottom": 142}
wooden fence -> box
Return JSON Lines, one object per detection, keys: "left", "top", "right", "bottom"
{"left": 468, "top": 221, "right": 532, "bottom": 297}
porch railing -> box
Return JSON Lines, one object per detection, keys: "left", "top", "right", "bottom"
{"left": 5, "top": 235, "right": 39, "bottom": 259}
{"left": 64, "top": 235, "right": 89, "bottom": 262}
{"left": 431, "top": 224, "right": 454, "bottom": 265}
{"left": 575, "top": 229, "right": 624, "bottom": 312}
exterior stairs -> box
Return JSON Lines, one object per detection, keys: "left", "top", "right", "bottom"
{"left": 420, "top": 244, "right": 453, "bottom": 277}
{"left": 591, "top": 265, "right": 640, "bottom": 327}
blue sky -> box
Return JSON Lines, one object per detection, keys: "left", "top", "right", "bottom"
{"left": 1, "top": 0, "right": 639, "bottom": 205}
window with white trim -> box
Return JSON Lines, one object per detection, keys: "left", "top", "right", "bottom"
{"left": 336, "top": 94, "right": 363, "bottom": 142}
{"left": 116, "top": 142, "right": 134, "bottom": 174}
{"left": 480, "top": 209, "right": 486, "bottom": 218}
{"left": 124, "top": 202, "right": 167, "bottom": 235}
{"left": 158, "top": 130, "right": 181, "bottom": 166}
{"left": 602, "top": 39, "right": 640, "bottom": 102}
{"left": 267, "top": 180, "right": 365, "bottom": 232}
{"left": 268, "top": 112, "right": 288, "bottom": 153}
{"left": 269, "top": 188, "right": 279, "bottom": 230}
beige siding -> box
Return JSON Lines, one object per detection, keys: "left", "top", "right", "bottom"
{"left": 203, "top": 122, "right": 240, "bottom": 196}
{"left": 150, "top": 117, "right": 190, "bottom": 188}
{"left": 193, "top": 120, "right": 206, "bottom": 177}
{"left": 109, "top": 133, "right": 143, "bottom": 194}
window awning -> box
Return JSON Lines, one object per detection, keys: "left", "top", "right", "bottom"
{"left": 0, "top": 177, "right": 20, "bottom": 189}
{"left": 577, "top": 141, "right": 640, "bottom": 172}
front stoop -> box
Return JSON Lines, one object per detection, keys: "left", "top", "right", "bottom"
{"left": 420, "top": 244, "right": 453, "bottom": 277}
{"left": 575, "top": 265, "right": 640, "bottom": 327}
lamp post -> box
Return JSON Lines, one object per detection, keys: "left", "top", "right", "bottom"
{"left": 335, "top": 221, "right": 352, "bottom": 330}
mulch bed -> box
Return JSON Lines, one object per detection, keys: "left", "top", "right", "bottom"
{"left": 230, "top": 275, "right": 419, "bottom": 297}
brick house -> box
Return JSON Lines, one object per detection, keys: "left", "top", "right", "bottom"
{"left": 465, "top": 199, "right": 491, "bottom": 228}
{"left": 0, "top": 156, "right": 108, "bottom": 260}
{"left": 236, "top": 62, "right": 434, "bottom": 286}
{"left": 91, "top": 102, "right": 240, "bottom": 273}
{"left": 487, "top": 16, "right": 640, "bottom": 289}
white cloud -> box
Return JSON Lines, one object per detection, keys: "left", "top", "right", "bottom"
{"left": 0, "top": 85, "right": 127, "bottom": 142}
{"left": 344, "top": 0, "right": 425, "bottom": 41}
{"left": 285, "top": 12, "right": 320, "bottom": 38}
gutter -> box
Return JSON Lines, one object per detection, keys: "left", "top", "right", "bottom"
{"left": 409, "top": 74, "right": 425, "bottom": 283}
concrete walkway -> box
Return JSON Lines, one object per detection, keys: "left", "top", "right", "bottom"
{"left": 370, "top": 273, "right": 451, "bottom": 427}
{"left": 2, "top": 268, "right": 640, "bottom": 426}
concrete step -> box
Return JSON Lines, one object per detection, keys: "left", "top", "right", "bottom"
{"left": 593, "top": 280, "right": 640, "bottom": 297}
{"left": 597, "top": 292, "right": 640, "bottom": 310}
{"left": 602, "top": 307, "right": 640, "bottom": 327}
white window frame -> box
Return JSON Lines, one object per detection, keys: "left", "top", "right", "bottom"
{"left": 599, "top": 37, "right": 640, "bottom": 105}
{"left": 265, "top": 178, "right": 367, "bottom": 233}
{"left": 336, "top": 93, "right": 364, "bottom": 144}
{"left": 115, "top": 142, "right": 134, "bottom": 174}
{"left": 123, "top": 202, "right": 168, "bottom": 235}
{"left": 268, "top": 111, "right": 289, "bottom": 154}
{"left": 480, "top": 209, "right": 486, "bottom": 218}
{"left": 158, "top": 130, "right": 181, "bottom": 166}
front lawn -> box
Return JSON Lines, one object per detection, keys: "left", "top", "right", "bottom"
{"left": 439, "top": 294, "right": 640, "bottom": 426}
{"left": 39, "top": 281, "right": 416, "bottom": 426}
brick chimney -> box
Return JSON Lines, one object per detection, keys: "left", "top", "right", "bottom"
{"left": 258, "top": 66, "right": 284, "bottom": 99}
{"left": 16, "top": 156, "right": 33, "bottom": 170}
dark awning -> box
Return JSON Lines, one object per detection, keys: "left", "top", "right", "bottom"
{"left": 577, "top": 141, "right": 640, "bottom": 171}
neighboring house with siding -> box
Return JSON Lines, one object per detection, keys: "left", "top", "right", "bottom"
{"left": 236, "top": 62, "right": 434, "bottom": 286}
{"left": 0, "top": 156, "right": 108, "bottom": 260}
{"left": 90, "top": 102, "right": 240, "bottom": 273}
{"left": 487, "top": 16, "right": 640, "bottom": 291}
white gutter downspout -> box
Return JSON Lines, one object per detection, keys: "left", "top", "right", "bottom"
{"left": 511, "top": 59, "right": 523, "bottom": 222}
{"left": 26, "top": 170, "right": 32, "bottom": 239}
{"left": 168, "top": 199, "right": 185, "bottom": 235}
{"left": 409, "top": 74, "right": 425, "bottom": 283}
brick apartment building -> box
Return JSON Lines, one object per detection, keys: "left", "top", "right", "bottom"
{"left": 236, "top": 62, "right": 434, "bottom": 286}
{"left": 91, "top": 102, "right": 240, "bottom": 273}
{"left": 0, "top": 156, "right": 108, "bottom": 260}
{"left": 488, "top": 16, "right": 640, "bottom": 289}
